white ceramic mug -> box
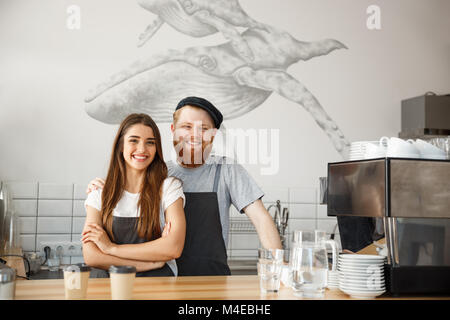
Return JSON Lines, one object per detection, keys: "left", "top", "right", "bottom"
{"left": 386, "top": 137, "right": 420, "bottom": 158}
{"left": 364, "top": 137, "right": 388, "bottom": 159}
{"left": 414, "top": 139, "right": 447, "bottom": 159}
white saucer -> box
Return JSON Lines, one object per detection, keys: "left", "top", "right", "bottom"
{"left": 338, "top": 265, "right": 383, "bottom": 271}
{"left": 340, "top": 287, "right": 386, "bottom": 299}
{"left": 339, "top": 262, "right": 385, "bottom": 266}
{"left": 339, "top": 281, "right": 385, "bottom": 290}
{"left": 339, "top": 254, "right": 386, "bottom": 260}
{"left": 339, "top": 273, "right": 385, "bottom": 281}
{"left": 339, "top": 260, "right": 386, "bottom": 265}
{"left": 340, "top": 278, "right": 385, "bottom": 285}
{"left": 338, "top": 266, "right": 384, "bottom": 273}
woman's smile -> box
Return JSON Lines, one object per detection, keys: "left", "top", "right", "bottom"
{"left": 132, "top": 153, "right": 150, "bottom": 162}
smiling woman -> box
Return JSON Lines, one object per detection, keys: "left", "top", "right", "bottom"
{"left": 122, "top": 126, "right": 158, "bottom": 183}
{"left": 81, "top": 113, "right": 186, "bottom": 277}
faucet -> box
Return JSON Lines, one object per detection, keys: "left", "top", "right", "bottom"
{"left": 266, "top": 200, "right": 289, "bottom": 248}
{"left": 267, "top": 200, "right": 281, "bottom": 224}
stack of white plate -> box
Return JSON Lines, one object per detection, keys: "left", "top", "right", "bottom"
{"left": 338, "top": 254, "right": 386, "bottom": 299}
{"left": 349, "top": 141, "right": 377, "bottom": 161}
{"left": 327, "top": 270, "right": 339, "bottom": 289}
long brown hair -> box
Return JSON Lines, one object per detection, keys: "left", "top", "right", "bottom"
{"left": 101, "top": 113, "right": 167, "bottom": 241}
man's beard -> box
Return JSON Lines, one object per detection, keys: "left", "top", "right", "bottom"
{"left": 173, "top": 138, "right": 214, "bottom": 168}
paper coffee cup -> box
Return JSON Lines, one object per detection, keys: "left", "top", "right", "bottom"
{"left": 109, "top": 265, "right": 136, "bottom": 300}
{"left": 63, "top": 264, "right": 91, "bottom": 300}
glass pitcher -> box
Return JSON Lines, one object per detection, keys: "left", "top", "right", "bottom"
{"left": 0, "top": 182, "right": 20, "bottom": 255}
{"left": 0, "top": 181, "right": 14, "bottom": 256}
{"left": 289, "top": 230, "right": 338, "bottom": 298}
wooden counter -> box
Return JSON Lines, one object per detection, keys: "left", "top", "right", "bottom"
{"left": 14, "top": 275, "right": 450, "bottom": 300}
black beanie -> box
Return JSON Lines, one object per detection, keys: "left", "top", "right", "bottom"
{"left": 176, "top": 96, "right": 223, "bottom": 129}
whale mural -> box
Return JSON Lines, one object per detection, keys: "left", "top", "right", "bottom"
{"left": 136, "top": 0, "right": 268, "bottom": 62}
{"left": 85, "top": 0, "right": 350, "bottom": 158}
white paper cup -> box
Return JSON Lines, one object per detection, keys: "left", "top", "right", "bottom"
{"left": 63, "top": 264, "right": 91, "bottom": 300}
{"left": 109, "top": 265, "right": 136, "bottom": 300}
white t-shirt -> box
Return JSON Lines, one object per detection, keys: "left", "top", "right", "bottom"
{"left": 84, "top": 176, "right": 185, "bottom": 276}
{"left": 84, "top": 176, "right": 185, "bottom": 216}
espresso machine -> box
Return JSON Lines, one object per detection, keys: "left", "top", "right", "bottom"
{"left": 327, "top": 157, "right": 450, "bottom": 295}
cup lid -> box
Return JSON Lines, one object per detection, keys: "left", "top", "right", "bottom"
{"left": 0, "top": 264, "right": 16, "bottom": 283}
{"left": 108, "top": 265, "right": 136, "bottom": 274}
{"left": 63, "top": 263, "right": 91, "bottom": 272}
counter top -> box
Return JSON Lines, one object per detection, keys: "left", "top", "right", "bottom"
{"left": 14, "top": 275, "right": 450, "bottom": 300}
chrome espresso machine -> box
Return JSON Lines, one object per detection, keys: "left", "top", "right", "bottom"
{"left": 327, "top": 158, "right": 450, "bottom": 295}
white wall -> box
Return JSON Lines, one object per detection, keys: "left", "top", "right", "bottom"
{"left": 1, "top": 0, "right": 450, "bottom": 189}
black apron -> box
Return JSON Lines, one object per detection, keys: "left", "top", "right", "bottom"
{"left": 90, "top": 215, "right": 174, "bottom": 278}
{"left": 176, "top": 164, "right": 231, "bottom": 276}
{"left": 110, "top": 216, "right": 174, "bottom": 277}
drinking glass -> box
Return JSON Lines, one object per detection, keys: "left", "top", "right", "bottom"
{"left": 47, "top": 248, "right": 61, "bottom": 272}
{"left": 47, "top": 257, "right": 60, "bottom": 272}
{"left": 258, "top": 248, "right": 284, "bottom": 294}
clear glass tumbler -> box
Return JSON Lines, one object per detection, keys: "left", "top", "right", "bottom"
{"left": 258, "top": 248, "right": 284, "bottom": 294}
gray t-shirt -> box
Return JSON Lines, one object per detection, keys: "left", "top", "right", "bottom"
{"left": 167, "top": 156, "right": 264, "bottom": 247}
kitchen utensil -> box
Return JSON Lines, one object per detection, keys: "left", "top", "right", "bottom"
{"left": 319, "top": 177, "right": 327, "bottom": 204}
{"left": 267, "top": 200, "right": 281, "bottom": 231}
{"left": 0, "top": 263, "right": 16, "bottom": 300}
{"left": 280, "top": 208, "right": 289, "bottom": 235}
{"left": 24, "top": 252, "right": 42, "bottom": 275}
